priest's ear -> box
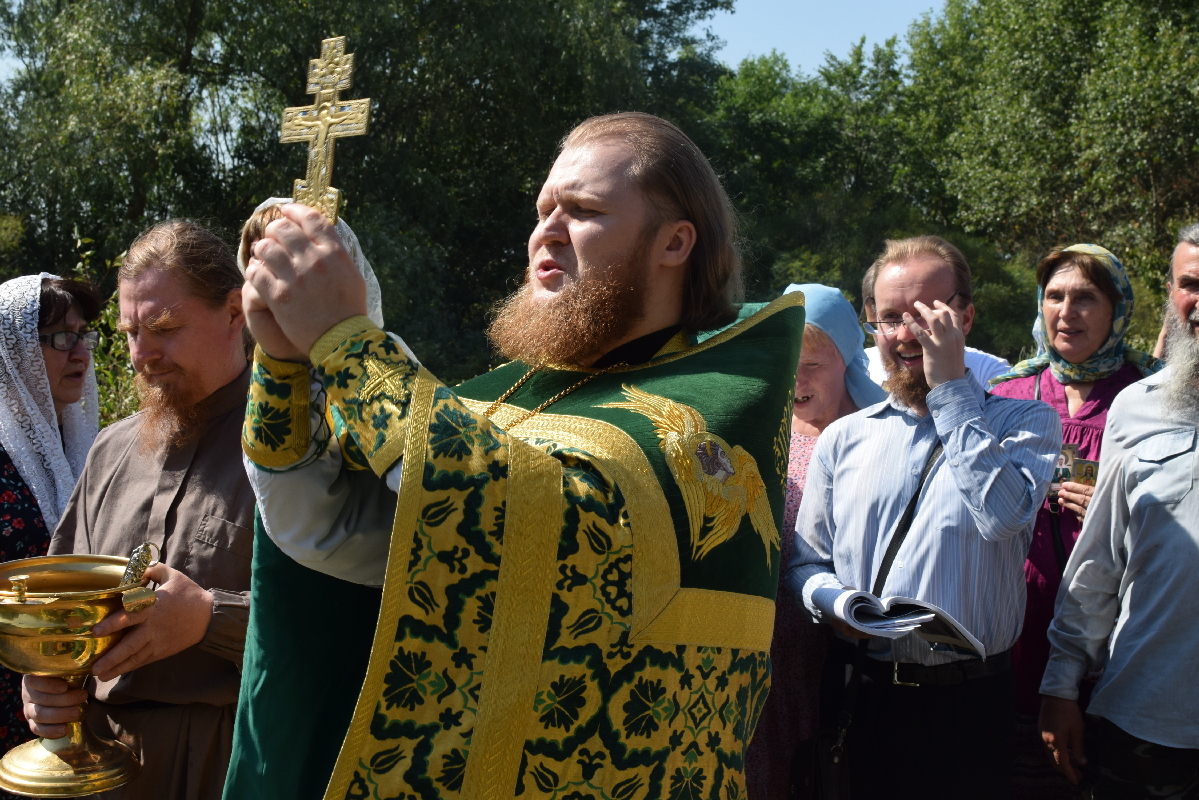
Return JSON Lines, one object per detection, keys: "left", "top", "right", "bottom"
{"left": 224, "top": 287, "right": 253, "bottom": 358}
{"left": 655, "top": 219, "right": 697, "bottom": 269}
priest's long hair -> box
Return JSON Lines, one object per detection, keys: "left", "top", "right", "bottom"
{"left": 562, "top": 112, "right": 743, "bottom": 333}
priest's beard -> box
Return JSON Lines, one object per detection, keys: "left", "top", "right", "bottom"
{"left": 882, "top": 347, "right": 931, "bottom": 410}
{"left": 488, "top": 234, "right": 651, "bottom": 368}
{"left": 135, "top": 371, "right": 205, "bottom": 454}
{"left": 1162, "top": 301, "right": 1199, "bottom": 419}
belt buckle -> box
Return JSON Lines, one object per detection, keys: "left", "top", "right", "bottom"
{"left": 892, "top": 662, "right": 920, "bottom": 687}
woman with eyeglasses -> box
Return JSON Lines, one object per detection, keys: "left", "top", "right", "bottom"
{"left": 988, "top": 245, "right": 1162, "bottom": 797}
{"left": 0, "top": 273, "right": 101, "bottom": 757}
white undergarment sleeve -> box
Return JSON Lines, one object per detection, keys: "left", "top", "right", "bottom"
{"left": 244, "top": 443, "right": 396, "bottom": 587}
{"left": 245, "top": 329, "right": 420, "bottom": 586}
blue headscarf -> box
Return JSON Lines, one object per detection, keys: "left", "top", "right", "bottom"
{"left": 784, "top": 283, "right": 886, "bottom": 409}
{"left": 989, "top": 244, "right": 1162, "bottom": 386}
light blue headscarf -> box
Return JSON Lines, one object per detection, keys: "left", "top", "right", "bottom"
{"left": 784, "top": 283, "right": 886, "bottom": 409}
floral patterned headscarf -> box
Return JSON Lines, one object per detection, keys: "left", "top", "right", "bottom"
{"left": 990, "top": 244, "right": 1161, "bottom": 387}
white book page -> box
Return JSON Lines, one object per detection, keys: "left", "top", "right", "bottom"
{"left": 811, "top": 588, "right": 987, "bottom": 656}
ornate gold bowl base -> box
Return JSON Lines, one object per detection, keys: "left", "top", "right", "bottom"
{"left": 0, "top": 555, "right": 154, "bottom": 797}
{"left": 0, "top": 700, "right": 140, "bottom": 796}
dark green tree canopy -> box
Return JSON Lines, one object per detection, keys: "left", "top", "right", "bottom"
{"left": 3, "top": 0, "right": 1195, "bottom": 395}
{"left": 0, "top": 0, "right": 731, "bottom": 379}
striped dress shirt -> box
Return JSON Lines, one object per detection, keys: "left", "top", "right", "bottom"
{"left": 785, "top": 374, "right": 1060, "bottom": 665}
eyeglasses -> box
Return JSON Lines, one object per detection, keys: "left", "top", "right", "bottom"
{"left": 38, "top": 330, "right": 100, "bottom": 351}
{"left": 863, "top": 291, "right": 961, "bottom": 336}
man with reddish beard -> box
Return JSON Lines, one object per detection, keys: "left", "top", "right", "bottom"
{"left": 223, "top": 112, "right": 805, "bottom": 800}
{"left": 788, "top": 235, "right": 1060, "bottom": 800}
{"left": 22, "top": 220, "right": 255, "bottom": 800}
{"left": 485, "top": 140, "right": 664, "bottom": 369}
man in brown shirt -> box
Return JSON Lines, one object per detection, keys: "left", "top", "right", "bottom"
{"left": 21, "top": 220, "right": 254, "bottom": 800}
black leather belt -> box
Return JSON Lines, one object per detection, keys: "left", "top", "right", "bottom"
{"left": 860, "top": 648, "right": 1012, "bottom": 687}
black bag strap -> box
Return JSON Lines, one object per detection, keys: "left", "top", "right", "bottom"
{"left": 829, "top": 439, "right": 944, "bottom": 767}
{"left": 872, "top": 441, "right": 944, "bottom": 596}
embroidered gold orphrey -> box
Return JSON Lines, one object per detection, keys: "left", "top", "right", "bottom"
{"left": 599, "top": 385, "right": 779, "bottom": 566}
{"left": 239, "top": 293, "right": 806, "bottom": 800}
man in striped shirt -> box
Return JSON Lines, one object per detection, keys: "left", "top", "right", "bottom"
{"left": 787, "top": 235, "right": 1060, "bottom": 799}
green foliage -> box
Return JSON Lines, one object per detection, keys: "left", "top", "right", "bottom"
{"left": 70, "top": 232, "right": 136, "bottom": 426}
{"left": 689, "top": 0, "right": 1198, "bottom": 356}
{"left": 1, "top": 0, "right": 1193, "bottom": 379}
{"left": 0, "top": 0, "right": 731, "bottom": 383}
{"left": 702, "top": 43, "right": 915, "bottom": 302}
{"left": 0, "top": 213, "right": 23, "bottom": 280}
{"left": 674, "top": 42, "right": 1036, "bottom": 356}
{"left": 909, "top": 0, "right": 1199, "bottom": 345}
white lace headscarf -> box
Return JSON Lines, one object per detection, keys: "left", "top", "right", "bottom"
{"left": 237, "top": 197, "right": 385, "bottom": 327}
{"left": 0, "top": 273, "right": 100, "bottom": 530}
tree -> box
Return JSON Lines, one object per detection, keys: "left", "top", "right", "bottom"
{"left": 670, "top": 41, "right": 1033, "bottom": 360}
{"left": 683, "top": 43, "right": 911, "bottom": 301}
{"left": 3, "top": 0, "right": 1193, "bottom": 389}
{"left": 0, "top": 0, "right": 731, "bottom": 384}
{"left": 908, "top": 0, "right": 1199, "bottom": 348}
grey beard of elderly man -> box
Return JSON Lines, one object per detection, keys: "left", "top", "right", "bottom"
{"left": 1163, "top": 300, "right": 1199, "bottom": 416}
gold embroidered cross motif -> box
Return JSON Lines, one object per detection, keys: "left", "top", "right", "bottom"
{"left": 600, "top": 384, "right": 779, "bottom": 565}
{"left": 361, "top": 358, "right": 413, "bottom": 406}
{"left": 280, "top": 36, "right": 371, "bottom": 222}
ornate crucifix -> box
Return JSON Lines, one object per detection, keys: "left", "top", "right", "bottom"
{"left": 280, "top": 36, "right": 371, "bottom": 223}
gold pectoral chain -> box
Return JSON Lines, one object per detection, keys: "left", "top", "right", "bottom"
{"left": 485, "top": 364, "right": 626, "bottom": 427}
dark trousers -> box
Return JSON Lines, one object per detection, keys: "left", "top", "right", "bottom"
{"left": 821, "top": 641, "right": 1016, "bottom": 800}
{"left": 1085, "top": 715, "right": 1199, "bottom": 800}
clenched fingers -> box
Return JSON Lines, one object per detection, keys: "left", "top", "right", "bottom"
{"left": 22, "top": 675, "right": 87, "bottom": 738}
{"left": 282, "top": 203, "right": 340, "bottom": 246}
{"left": 244, "top": 254, "right": 288, "bottom": 307}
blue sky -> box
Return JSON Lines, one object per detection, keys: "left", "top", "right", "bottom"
{"left": 0, "top": 1, "right": 942, "bottom": 82}
{"left": 698, "top": 0, "right": 942, "bottom": 75}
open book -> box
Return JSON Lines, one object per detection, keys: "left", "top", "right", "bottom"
{"left": 812, "top": 587, "right": 986, "bottom": 658}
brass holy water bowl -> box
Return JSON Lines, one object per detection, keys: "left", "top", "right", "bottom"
{"left": 0, "top": 554, "right": 156, "bottom": 796}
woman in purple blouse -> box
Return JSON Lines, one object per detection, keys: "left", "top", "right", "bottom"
{"left": 989, "top": 245, "right": 1161, "bottom": 797}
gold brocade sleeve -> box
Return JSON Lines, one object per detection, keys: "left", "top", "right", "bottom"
{"left": 242, "top": 346, "right": 313, "bottom": 470}
{"left": 242, "top": 339, "right": 374, "bottom": 472}
{"left": 309, "top": 318, "right": 420, "bottom": 478}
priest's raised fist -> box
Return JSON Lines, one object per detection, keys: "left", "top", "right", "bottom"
{"left": 245, "top": 203, "right": 369, "bottom": 357}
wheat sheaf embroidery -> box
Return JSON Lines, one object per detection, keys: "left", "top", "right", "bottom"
{"left": 599, "top": 384, "right": 779, "bottom": 565}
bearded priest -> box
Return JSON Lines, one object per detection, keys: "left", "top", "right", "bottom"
{"left": 226, "top": 112, "right": 804, "bottom": 800}
{"left": 25, "top": 221, "right": 255, "bottom": 800}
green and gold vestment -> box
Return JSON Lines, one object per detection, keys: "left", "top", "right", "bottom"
{"left": 229, "top": 294, "right": 804, "bottom": 800}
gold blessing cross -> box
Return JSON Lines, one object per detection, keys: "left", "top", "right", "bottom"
{"left": 280, "top": 36, "right": 371, "bottom": 222}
